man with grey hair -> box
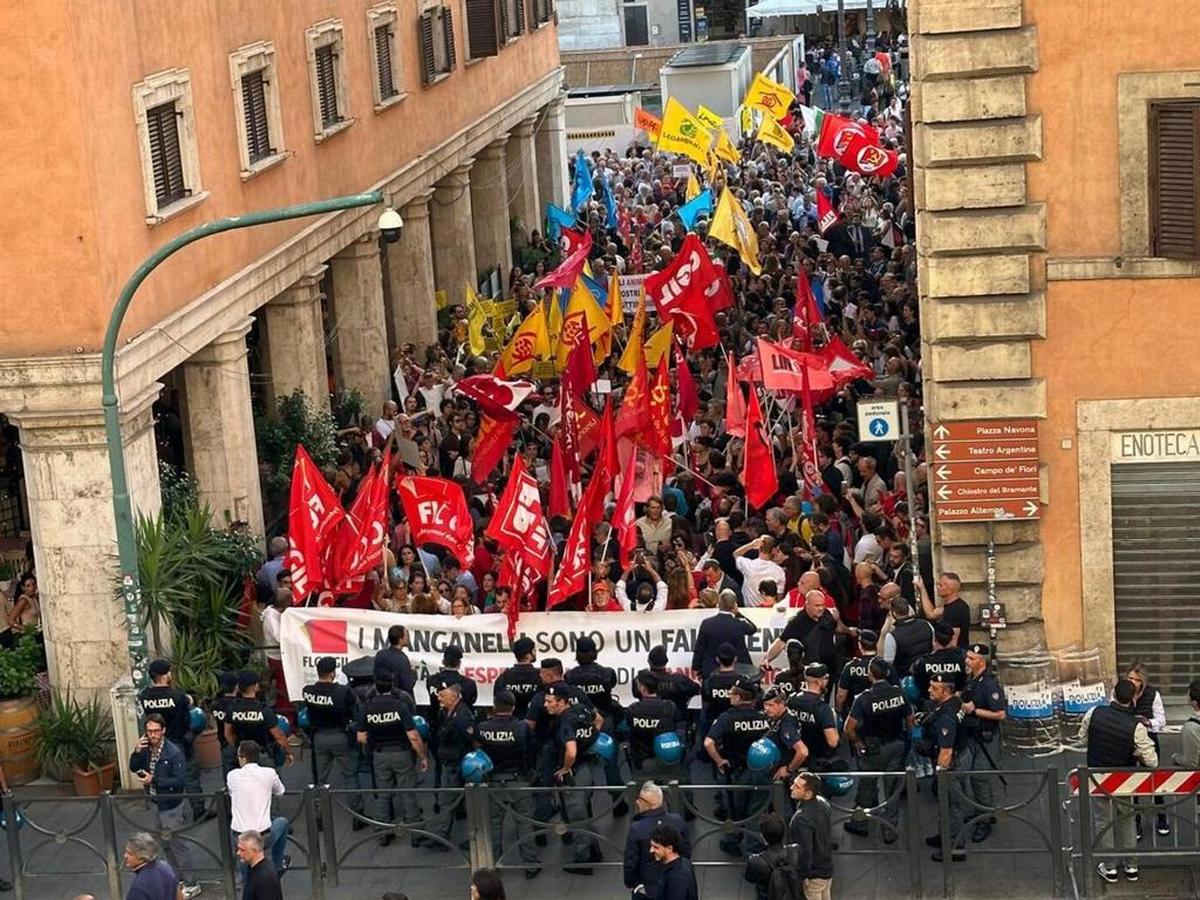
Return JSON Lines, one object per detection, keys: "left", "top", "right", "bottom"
{"left": 235, "top": 830, "right": 282, "bottom": 900}
{"left": 122, "top": 831, "right": 190, "bottom": 900}
{"left": 254, "top": 537, "right": 288, "bottom": 601}
{"left": 623, "top": 781, "right": 690, "bottom": 899}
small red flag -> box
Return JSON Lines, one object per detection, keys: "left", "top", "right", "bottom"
{"left": 547, "top": 504, "right": 593, "bottom": 608}
{"left": 455, "top": 374, "right": 537, "bottom": 420}
{"left": 471, "top": 414, "right": 516, "bottom": 483}
{"left": 562, "top": 323, "right": 596, "bottom": 398}
{"left": 647, "top": 356, "right": 673, "bottom": 458}
{"left": 674, "top": 343, "right": 700, "bottom": 423}
{"left": 615, "top": 353, "right": 651, "bottom": 444}
{"left": 536, "top": 230, "right": 593, "bottom": 290}
{"left": 742, "top": 388, "right": 778, "bottom": 511}
{"left": 725, "top": 352, "right": 748, "bottom": 439}
{"left": 838, "top": 132, "right": 900, "bottom": 179}
{"left": 283, "top": 445, "right": 345, "bottom": 603}
{"left": 816, "top": 114, "right": 880, "bottom": 159}
{"left": 794, "top": 274, "right": 823, "bottom": 351}
{"left": 816, "top": 190, "right": 838, "bottom": 235}
{"left": 548, "top": 435, "right": 569, "bottom": 519}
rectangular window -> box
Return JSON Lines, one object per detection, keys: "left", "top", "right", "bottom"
{"left": 420, "top": 6, "right": 456, "bottom": 84}
{"left": 500, "top": 0, "right": 524, "bottom": 40}
{"left": 465, "top": 0, "right": 500, "bottom": 59}
{"left": 241, "top": 71, "right": 273, "bottom": 163}
{"left": 375, "top": 24, "right": 398, "bottom": 99}
{"left": 146, "top": 101, "right": 187, "bottom": 206}
{"left": 315, "top": 45, "right": 341, "bottom": 128}
{"left": 1149, "top": 100, "right": 1200, "bottom": 259}
{"left": 534, "top": 0, "right": 553, "bottom": 26}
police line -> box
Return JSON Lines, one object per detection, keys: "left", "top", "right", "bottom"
{"left": 280, "top": 606, "right": 790, "bottom": 706}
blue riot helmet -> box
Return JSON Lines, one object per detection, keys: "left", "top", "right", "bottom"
{"left": 461, "top": 750, "right": 495, "bottom": 784}
{"left": 593, "top": 731, "right": 617, "bottom": 761}
{"left": 748, "top": 738, "right": 782, "bottom": 772}
{"left": 654, "top": 732, "right": 684, "bottom": 764}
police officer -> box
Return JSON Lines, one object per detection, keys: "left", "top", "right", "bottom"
{"left": 566, "top": 636, "right": 624, "bottom": 810}
{"left": 426, "top": 646, "right": 477, "bottom": 797}
{"left": 961, "top": 643, "right": 1007, "bottom": 843}
{"left": 224, "top": 671, "right": 294, "bottom": 768}
{"left": 786, "top": 663, "right": 840, "bottom": 770}
{"left": 911, "top": 623, "right": 968, "bottom": 698}
{"left": 427, "top": 683, "right": 475, "bottom": 846}
{"left": 525, "top": 658, "right": 591, "bottom": 823}
{"left": 139, "top": 659, "right": 202, "bottom": 813}
{"left": 343, "top": 656, "right": 379, "bottom": 799}
{"left": 626, "top": 672, "right": 685, "bottom": 781}
{"left": 544, "top": 683, "right": 605, "bottom": 875}
{"left": 887, "top": 597, "right": 934, "bottom": 677}
{"left": 704, "top": 679, "right": 770, "bottom": 854}
{"left": 844, "top": 658, "right": 912, "bottom": 840}
{"left": 210, "top": 671, "right": 240, "bottom": 777}
{"left": 773, "top": 640, "right": 807, "bottom": 698}
{"left": 835, "top": 630, "right": 896, "bottom": 717}
{"left": 302, "top": 656, "right": 363, "bottom": 827}
{"left": 475, "top": 690, "right": 540, "bottom": 878}
{"left": 762, "top": 685, "right": 808, "bottom": 783}
{"left": 373, "top": 625, "right": 417, "bottom": 694}
{"left": 357, "top": 670, "right": 429, "bottom": 846}
{"left": 924, "top": 673, "right": 970, "bottom": 861}
{"left": 701, "top": 644, "right": 742, "bottom": 737}
{"left": 495, "top": 637, "right": 541, "bottom": 718}
{"left": 635, "top": 646, "right": 701, "bottom": 714}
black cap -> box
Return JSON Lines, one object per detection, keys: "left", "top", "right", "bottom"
{"left": 929, "top": 673, "right": 956, "bottom": 686}
{"left": 804, "top": 662, "right": 829, "bottom": 679}
{"left": 513, "top": 637, "right": 536, "bottom": 658}
{"left": 934, "top": 623, "right": 955, "bottom": 644}
{"left": 545, "top": 683, "right": 571, "bottom": 699}
{"left": 494, "top": 690, "right": 517, "bottom": 707}
{"left": 648, "top": 646, "right": 669, "bottom": 666}
{"left": 716, "top": 642, "right": 737, "bottom": 664}
{"left": 443, "top": 645, "right": 463, "bottom": 662}
{"left": 762, "top": 685, "right": 788, "bottom": 703}
{"left": 857, "top": 629, "right": 879, "bottom": 647}
{"left": 237, "top": 671, "right": 260, "bottom": 690}
{"left": 217, "top": 671, "right": 238, "bottom": 692}
{"left": 343, "top": 656, "right": 375, "bottom": 681}
{"left": 967, "top": 643, "right": 990, "bottom": 658}
{"left": 148, "top": 659, "right": 171, "bottom": 679}
{"left": 785, "top": 638, "right": 803, "bottom": 655}
{"left": 372, "top": 663, "right": 395, "bottom": 684}
{"left": 540, "top": 658, "right": 561, "bottom": 670}
{"left": 315, "top": 656, "right": 338, "bottom": 675}
{"left": 575, "top": 636, "right": 597, "bottom": 655}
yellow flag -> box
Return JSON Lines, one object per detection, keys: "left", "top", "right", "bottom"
{"left": 607, "top": 270, "right": 623, "bottom": 327}
{"left": 658, "top": 97, "right": 714, "bottom": 166}
{"left": 547, "top": 292, "right": 564, "bottom": 358}
{"left": 499, "top": 307, "right": 550, "bottom": 375}
{"left": 465, "top": 285, "right": 488, "bottom": 357}
{"left": 556, "top": 279, "right": 611, "bottom": 370}
{"left": 617, "top": 291, "right": 647, "bottom": 375}
{"left": 709, "top": 187, "right": 761, "bottom": 276}
{"left": 686, "top": 173, "right": 701, "bottom": 202}
{"left": 756, "top": 115, "right": 795, "bottom": 154}
{"left": 739, "top": 105, "right": 755, "bottom": 136}
{"left": 644, "top": 322, "right": 675, "bottom": 369}
{"left": 695, "top": 104, "right": 724, "bottom": 131}
{"left": 714, "top": 128, "right": 740, "bottom": 165}
{"left": 743, "top": 72, "right": 796, "bottom": 120}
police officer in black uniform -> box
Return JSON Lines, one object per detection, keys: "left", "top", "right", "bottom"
{"left": 911, "top": 623, "right": 968, "bottom": 699}
{"left": 224, "top": 671, "right": 294, "bottom": 768}
{"left": 427, "top": 682, "right": 475, "bottom": 847}
{"left": 961, "top": 643, "right": 1007, "bottom": 843}
{"left": 544, "top": 683, "right": 605, "bottom": 875}
{"left": 344, "top": 656, "right": 379, "bottom": 797}
{"left": 426, "top": 645, "right": 477, "bottom": 800}
{"left": 701, "top": 644, "right": 742, "bottom": 737}
{"left": 704, "top": 679, "right": 770, "bottom": 854}
{"left": 139, "top": 659, "right": 202, "bottom": 814}
{"left": 565, "top": 636, "right": 625, "bottom": 811}
{"left": 762, "top": 684, "right": 808, "bottom": 783}
{"left": 634, "top": 646, "right": 701, "bottom": 714}
{"left": 626, "top": 671, "right": 685, "bottom": 781}
{"left": 373, "top": 624, "right": 417, "bottom": 694}
{"left": 495, "top": 637, "right": 541, "bottom": 718}
{"left": 210, "top": 671, "right": 240, "bottom": 777}
{"left": 475, "top": 690, "right": 540, "bottom": 878}
{"left": 835, "top": 630, "right": 896, "bottom": 717}
{"left": 773, "top": 640, "right": 807, "bottom": 698}
{"left": 924, "top": 673, "right": 970, "bottom": 861}
{"left": 888, "top": 597, "right": 934, "bottom": 677}
{"left": 357, "top": 669, "right": 429, "bottom": 845}
{"left": 525, "top": 658, "right": 590, "bottom": 823}
{"left": 844, "top": 658, "right": 912, "bottom": 840}
{"left": 302, "top": 656, "right": 364, "bottom": 826}
{"left": 786, "top": 663, "right": 840, "bottom": 770}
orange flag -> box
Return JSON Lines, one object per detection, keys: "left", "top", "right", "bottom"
{"left": 634, "top": 108, "right": 662, "bottom": 140}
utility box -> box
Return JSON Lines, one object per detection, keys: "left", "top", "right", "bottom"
{"left": 659, "top": 43, "right": 752, "bottom": 136}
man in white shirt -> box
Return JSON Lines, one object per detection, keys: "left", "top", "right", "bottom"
{"left": 228, "top": 741, "right": 289, "bottom": 878}
{"left": 733, "top": 536, "right": 787, "bottom": 607}
{"left": 260, "top": 579, "right": 293, "bottom": 724}
{"left": 374, "top": 401, "right": 398, "bottom": 445}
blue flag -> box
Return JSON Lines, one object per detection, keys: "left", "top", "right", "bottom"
{"left": 545, "top": 203, "right": 576, "bottom": 242}
{"left": 581, "top": 271, "right": 607, "bottom": 306}
{"left": 676, "top": 189, "right": 714, "bottom": 232}
{"left": 571, "top": 149, "right": 594, "bottom": 214}
{"left": 600, "top": 169, "right": 619, "bottom": 230}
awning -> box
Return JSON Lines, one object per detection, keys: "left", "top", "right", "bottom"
{"left": 747, "top": 0, "right": 872, "bottom": 19}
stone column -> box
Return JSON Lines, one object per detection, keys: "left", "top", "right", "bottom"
{"left": 264, "top": 266, "right": 330, "bottom": 411}
{"left": 471, "top": 140, "right": 514, "bottom": 282}
{"left": 430, "top": 162, "right": 478, "bottom": 309}
{"left": 12, "top": 384, "right": 162, "bottom": 695}
{"left": 329, "top": 231, "right": 391, "bottom": 416}
{"left": 507, "top": 118, "right": 541, "bottom": 247}
{"left": 181, "top": 319, "right": 265, "bottom": 537}
{"left": 535, "top": 96, "right": 569, "bottom": 211}
{"left": 385, "top": 192, "right": 438, "bottom": 352}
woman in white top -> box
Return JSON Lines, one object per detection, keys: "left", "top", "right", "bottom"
{"left": 8, "top": 573, "right": 40, "bottom": 634}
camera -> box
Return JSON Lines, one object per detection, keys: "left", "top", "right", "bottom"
{"left": 378, "top": 208, "right": 404, "bottom": 243}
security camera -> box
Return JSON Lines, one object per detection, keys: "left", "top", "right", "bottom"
{"left": 378, "top": 208, "right": 404, "bottom": 243}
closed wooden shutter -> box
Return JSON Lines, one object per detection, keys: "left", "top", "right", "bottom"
{"left": 443, "top": 7, "right": 457, "bottom": 71}
{"left": 375, "top": 24, "right": 398, "bottom": 99}
{"left": 465, "top": 0, "right": 499, "bottom": 59}
{"left": 514, "top": 0, "right": 526, "bottom": 34}
{"left": 146, "top": 101, "right": 186, "bottom": 207}
{"left": 499, "top": 0, "right": 510, "bottom": 41}
{"left": 1149, "top": 101, "right": 1200, "bottom": 259}
{"left": 315, "top": 44, "right": 341, "bottom": 127}
{"left": 242, "top": 71, "right": 273, "bottom": 163}
{"left": 419, "top": 12, "right": 436, "bottom": 83}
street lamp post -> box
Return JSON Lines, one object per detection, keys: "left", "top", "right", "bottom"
{"left": 102, "top": 190, "right": 385, "bottom": 690}
{"left": 836, "top": 0, "right": 852, "bottom": 113}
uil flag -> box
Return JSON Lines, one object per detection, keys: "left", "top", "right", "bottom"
{"left": 756, "top": 115, "right": 795, "bottom": 154}
{"left": 709, "top": 187, "right": 762, "bottom": 276}
{"left": 571, "top": 149, "right": 594, "bottom": 214}
{"left": 743, "top": 72, "right": 795, "bottom": 120}
{"left": 676, "top": 188, "right": 714, "bottom": 232}
{"left": 725, "top": 352, "right": 747, "bottom": 438}
{"left": 395, "top": 475, "right": 475, "bottom": 567}
{"left": 545, "top": 203, "right": 576, "bottom": 242}
{"left": 499, "top": 307, "right": 551, "bottom": 376}
{"left": 816, "top": 190, "right": 839, "bottom": 235}
{"left": 454, "top": 374, "right": 537, "bottom": 420}
{"left": 742, "top": 388, "right": 778, "bottom": 511}
{"left": 536, "top": 229, "right": 593, "bottom": 290}
{"left": 283, "top": 445, "right": 345, "bottom": 602}
{"left": 634, "top": 107, "right": 662, "bottom": 140}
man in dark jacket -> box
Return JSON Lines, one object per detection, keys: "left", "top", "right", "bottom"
{"left": 649, "top": 823, "right": 697, "bottom": 900}
{"left": 691, "top": 592, "right": 758, "bottom": 676}
{"left": 122, "top": 832, "right": 182, "bottom": 900}
{"left": 743, "top": 812, "right": 794, "bottom": 900}
{"left": 789, "top": 772, "right": 834, "bottom": 898}
{"left": 128, "top": 713, "right": 200, "bottom": 897}
{"left": 623, "top": 782, "right": 691, "bottom": 898}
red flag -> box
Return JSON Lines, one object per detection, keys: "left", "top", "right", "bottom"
{"left": 838, "top": 132, "right": 900, "bottom": 179}
{"left": 329, "top": 452, "right": 392, "bottom": 591}
{"left": 548, "top": 435, "right": 569, "bottom": 519}
{"left": 816, "top": 191, "right": 838, "bottom": 235}
{"left": 643, "top": 234, "right": 722, "bottom": 350}
{"left": 599, "top": 398, "right": 619, "bottom": 487}
{"left": 559, "top": 226, "right": 588, "bottom": 257}
{"left": 283, "top": 445, "right": 345, "bottom": 602}
{"left": 395, "top": 475, "right": 475, "bottom": 566}
{"left": 558, "top": 386, "right": 584, "bottom": 498}
{"left": 613, "top": 448, "right": 640, "bottom": 570}
{"left": 725, "top": 352, "right": 747, "bottom": 438}
{"left": 615, "top": 353, "right": 651, "bottom": 444}
{"left": 742, "top": 388, "right": 778, "bottom": 511}
{"left": 485, "top": 455, "right": 552, "bottom": 574}
{"left": 547, "top": 504, "right": 593, "bottom": 608}
{"left": 816, "top": 113, "right": 880, "bottom": 159}
{"left": 798, "top": 366, "right": 824, "bottom": 499}
{"left": 710, "top": 261, "right": 736, "bottom": 312}
{"left": 562, "top": 322, "right": 596, "bottom": 397}
{"left": 821, "top": 334, "right": 875, "bottom": 385}
{"left": 647, "top": 356, "right": 672, "bottom": 457}
{"left": 794, "top": 274, "right": 823, "bottom": 350}
{"left": 455, "top": 375, "right": 537, "bottom": 420}
{"left": 674, "top": 343, "right": 700, "bottom": 423}
{"left": 756, "top": 337, "right": 835, "bottom": 394}
{"left": 576, "top": 402, "right": 603, "bottom": 459}
{"left": 535, "top": 230, "right": 593, "bottom": 289}
{"left": 471, "top": 414, "right": 516, "bottom": 483}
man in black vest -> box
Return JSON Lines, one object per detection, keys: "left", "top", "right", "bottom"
{"left": 495, "top": 637, "right": 541, "bottom": 718}
{"left": 703, "top": 679, "right": 770, "bottom": 855}
{"left": 225, "top": 671, "right": 293, "bottom": 769}
{"left": 356, "top": 671, "right": 428, "bottom": 845}
{"left": 302, "top": 656, "right": 363, "bottom": 825}
{"left": 886, "top": 597, "right": 933, "bottom": 677}
{"left": 566, "top": 636, "right": 626, "bottom": 813}
{"left": 1081, "top": 678, "right": 1159, "bottom": 884}
{"left": 475, "top": 690, "right": 540, "bottom": 877}
{"left": 911, "top": 624, "right": 968, "bottom": 699}
{"left": 626, "top": 672, "right": 684, "bottom": 782}
{"left": 844, "top": 658, "right": 911, "bottom": 841}
{"left": 785, "top": 663, "right": 840, "bottom": 769}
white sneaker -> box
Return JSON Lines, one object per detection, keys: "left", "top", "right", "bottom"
{"left": 1096, "top": 863, "right": 1118, "bottom": 884}
{"left": 181, "top": 884, "right": 203, "bottom": 899}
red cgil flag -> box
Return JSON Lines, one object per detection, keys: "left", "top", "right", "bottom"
{"left": 485, "top": 455, "right": 552, "bottom": 575}
{"left": 471, "top": 414, "right": 516, "bottom": 483}
{"left": 793, "top": 273, "right": 823, "bottom": 350}
{"left": 283, "top": 445, "right": 345, "bottom": 603}
{"left": 643, "top": 234, "right": 722, "bottom": 350}
{"left": 816, "top": 190, "right": 839, "bottom": 235}
{"left": 558, "top": 386, "right": 584, "bottom": 502}
{"left": 547, "top": 502, "right": 594, "bottom": 608}
{"left": 674, "top": 343, "right": 700, "bottom": 423}
{"left": 798, "top": 364, "right": 824, "bottom": 499}
{"left": 725, "top": 352, "right": 748, "bottom": 438}
{"left": 395, "top": 475, "right": 475, "bottom": 567}
{"left": 742, "top": 387, "right": 778, "bottom": 511}
{"left": 328, "top": 451, "right": 392, "bottom": 593}
{"left": 455, "top": 374, "right": 537, "bottom": 421}
{"left": 613, "top": 450, "right": 640, "bottom": 571}
{"left": 647, "top": 356, "right": 673, "bottom": 458}
{"left": 599, "top": 398, "right": 619, "bottom": 491}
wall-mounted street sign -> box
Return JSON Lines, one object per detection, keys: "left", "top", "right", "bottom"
{"left": 930, "top": 419, "right": 1041, "bottom": 522}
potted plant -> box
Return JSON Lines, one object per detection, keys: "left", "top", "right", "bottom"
{"left": 0, "top": 633, "right": 43, "bottom": 785}
{"left": 68, "top": 695, "right": 116, "bottom": 796}
{"left": 32, "top": 690, "right": 78, "bottom": 782}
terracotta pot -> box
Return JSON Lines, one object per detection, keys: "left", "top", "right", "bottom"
{"left": 71, "top": 762, "right": 116, "bottom": 796}
{"left": 194, "top": 726, "right": 222, "bottom": 770}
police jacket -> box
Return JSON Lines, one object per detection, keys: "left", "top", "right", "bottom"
{"left": 788, "top": 796, "right": 834, "bottom": 879}
{"left": 634, "top": 668, "right": 700, "bottom": 710}
{"left": 838, "top": 655, "right": 896, "bottom": 711}
{"left": 709, "top": 705, "right": 770, "bottom": 769}
{"left": 426, "top": 668, "right": 478, "bottom": 737}
{"left": 692, "top": 611, "right": 757, "bottom": 676}
{"left": 554, "top": 703, "right": 599, "bottom": 760}
{"left": 526, "top": 681, "right": 591, "bottom": 740}
{"left": 849, "top": 682, "right": 909, "bottom": 742}
{"left": 1084, "top": 703, "right": 1140, "bottom": 768}
{"left": 963, "top": 669, "right": 1007, "bottom": 738}
{"left": 624, "top": 806, "right": 691, "bottom": 891}
{"left": 210, "top": 693, "right": 237, "bottom": 749}
{"left": 475, "top": 714, "right": 532, "bottom": 775}
{"left": 627, "top": 697, "right": 682, "bottom": 764}
{"left": 434, "top": 702, "right": 476, "bottom": 761}
{"left": 495, "top": 663, "right": 542, "bottom": 718}
{"left": 302, "top": 681, "right": 357, "bottom": 732}
{"left": 566, "top": 662, "right": 619, "bottom": 715}
{"left": 912, "top": 647, "right": 967, "bottom": 696}
{"left": 891, "top": 617, "right": 934, "bottom": 676}
{"left": 930, "top": 696, "right": 968, "bottom": 757}
{"left": 139, "top": 685, "right": 191, "bottom": 744}
{"left": 787, "top": 691, "right": 837, "bottom": 760}
{"left": 774, "top": 667, "right": 805, "bottom": 698}
{"left": 128, "top": 739, "right": 187, "bottom": 811}
{"left": 357, "top": 692, "right": 417, "bottom": 751}
{"left": 227, "top": 696, "right": 279, "bottom": 747}
{"left": 701, "top": 670, "right": 741, "bottom": 724}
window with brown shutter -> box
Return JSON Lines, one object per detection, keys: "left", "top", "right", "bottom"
{"left": 443, "top": 7, "right": 456, "bottom": 70}
{"left": 315, "top": 44, "right": 342, "bottom": 128}
{"left": 146, "top": 101, "right": 187, "bottom": 207}
{"left": 1149, "top": 100, "right": 1200, "bottom": 259}
{"left": 375, "top": 24, "right": 399, "bottom": 100}
{"left": 241, "top": 71, "right": 273, "bottom": 163}
{"left": 501, "top": 0, "right": 523, "bottom": 40}
{"left": 465, "top": 0, "right": 500, "bottom": 59}
{"left": 420, "top": 6, "right": 456, "bottom": 85}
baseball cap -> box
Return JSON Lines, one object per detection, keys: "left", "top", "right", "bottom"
{"left": 315, "top": 656, "right": 338, "bottom": 675}
{"left": 804, "top": 662, "right": 829, "bottom": 679}
{"left": 148, "top": 659, "right": 171, "bottom": 679}
{"left": 512, "top": 637, "right": 536, "bottom": 658}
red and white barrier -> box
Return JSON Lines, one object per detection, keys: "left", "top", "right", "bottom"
{"left": 1069, "top": 769, "right": 1200, "bottom": 796}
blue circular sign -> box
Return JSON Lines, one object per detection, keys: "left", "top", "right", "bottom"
{"left": 868, "top": 417, "right": 890, "bottom": 437}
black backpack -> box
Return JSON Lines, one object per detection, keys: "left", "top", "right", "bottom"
{"left": 765, "top": 849, "right": 804, "bottom": 900}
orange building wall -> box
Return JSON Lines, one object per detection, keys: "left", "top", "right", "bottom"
{"left": 0, "top": 0, "right": 559, "bottom": 358}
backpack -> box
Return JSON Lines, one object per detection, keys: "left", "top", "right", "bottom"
{"left": 765, "top": 850, "right": 804, "bottom": 900}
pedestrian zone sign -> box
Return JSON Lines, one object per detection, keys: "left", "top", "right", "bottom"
{"left": 856, "top": 399, "right": 900, "bottom": 442}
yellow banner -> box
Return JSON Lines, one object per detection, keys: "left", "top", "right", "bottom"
{"left": 658, "top": 97, "right": 714, "bottom": 166}
{"left": 744, "top": 72, "right": 796, "bottom": 120}
{"left": 757, "top": 115, "right": 795, "bottom": 154}
{"left": 709, "top": 187, "right": 762, "bottom": 275}
{"left": 695, "top": 104, "right": 724, "bottom": 131}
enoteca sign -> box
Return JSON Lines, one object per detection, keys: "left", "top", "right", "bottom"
{"left": 1112, "top": 429, "right": 1200, "bottom": 464}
